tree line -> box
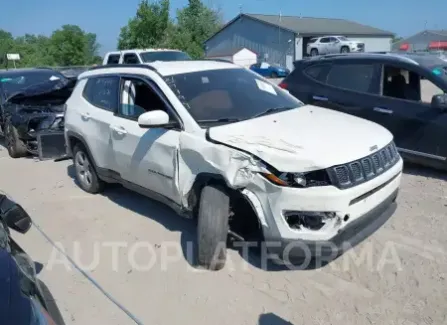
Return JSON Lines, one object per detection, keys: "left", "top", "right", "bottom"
{"left": 0, "top": 0, "right": 222, "bottom": 68}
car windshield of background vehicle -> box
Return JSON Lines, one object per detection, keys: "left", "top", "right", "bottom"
{"left": 164, "top": 68, "right": 303, "bottom": 125}
{"left": 308, "top": 38, "right": 317, "bottom": 43}
{"left": 0, "top": 70, "right": 67, "bottom": 97}
{"left": 140, "top": 51, "right": 191, "bottom": 62}
{"left": 337, "top": 36, "right": 349, "bottom": 41}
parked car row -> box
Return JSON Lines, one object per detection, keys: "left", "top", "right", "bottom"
{"left": 8, "top": 52, "right": 446, "bottom": 274}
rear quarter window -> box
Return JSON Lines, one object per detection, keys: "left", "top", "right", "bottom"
{"left": 106, "top": 54, "right": 120, "bottom": 65}
{"left": 303, "top": 64, "right": 330, "bottom": 82}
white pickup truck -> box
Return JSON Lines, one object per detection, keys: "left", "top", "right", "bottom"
{"left": 102, "top": 49, "right": 191, "bottom": 65}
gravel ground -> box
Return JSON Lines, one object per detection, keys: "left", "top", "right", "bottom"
{"left": 1, "top": 140, "right": 446, "bottom": 324}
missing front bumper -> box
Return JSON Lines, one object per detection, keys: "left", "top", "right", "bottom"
{"left": 266, "top": 189, "right": 398, "bottom": 261}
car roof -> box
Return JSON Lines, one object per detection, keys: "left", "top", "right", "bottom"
{"left": 301, "top": 52, "right": 422, "bottom": 65}
{"left": 80, "top": 60, "right": 240, "bottom": 79}
{"left": 0, "top": 67, "right": 60, "bottom": 76}
{"left": 106, "top": 49, "right": 184, "bottom": 56}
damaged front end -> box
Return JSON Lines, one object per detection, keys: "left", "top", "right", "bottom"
{"left": 3, "top": 79, "right": 74, "bottom": 158}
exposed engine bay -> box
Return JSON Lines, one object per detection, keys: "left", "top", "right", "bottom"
{"left": 1, "top": 78, "right": 75, "bottom": 158}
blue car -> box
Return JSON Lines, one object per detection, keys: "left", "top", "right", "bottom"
{"left": 249, "top": 62, "right": 290, "bottom": 78}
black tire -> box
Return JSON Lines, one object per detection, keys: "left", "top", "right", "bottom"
{"left": 341, "top": 46, "right": 350, "bottom": 53}
{"left": 73, "top": 144, "right": 104, "bottom": 194}
{"left": 4, "top": 122, "right": 27, "bottom": 158}
{"left": 197, "top": 185, "right": 230, "bottom": 271}
{"left": 37, "top": 279, "right": 66, "bottom": 325}
{"left": 270, "top": 71, "right": 278, "bottom": 79}
{"left": 310, "top": 48, "right": 319, "bottom": 56}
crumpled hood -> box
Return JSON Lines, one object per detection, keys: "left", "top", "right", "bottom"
{"left": 207, "top": 105, "right": 393, "bottom": 172}
{"left": 6, "top": 79, "right": 75, "bottom": 106}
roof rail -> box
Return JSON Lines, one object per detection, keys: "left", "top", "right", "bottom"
{"left": 86, "top": 63, "right": 157, "bottom": 72}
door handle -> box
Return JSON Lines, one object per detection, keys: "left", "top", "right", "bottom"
{"left": 313, "top": 95, "right": 328, "bottom": 101}
{"left": 373, "top": 107, "right": 393, "bottom": 115}
{"left": 81, "top": 112, "right": 90, "bottom": 120}
{"left": 110, "top": 125, "right": 127, "bottom": 135}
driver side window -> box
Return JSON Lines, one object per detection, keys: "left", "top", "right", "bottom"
{"left": 381, "top": 64, "right": 444, "bottom": 104}
{"left": 118, "top": 77, "right": 172, "bottom": 120}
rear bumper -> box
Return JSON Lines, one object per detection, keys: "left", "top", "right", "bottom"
{"left": 265, "top": 189, "right": 398, "bottom": 261}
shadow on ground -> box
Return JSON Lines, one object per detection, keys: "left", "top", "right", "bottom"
{"left": 258, "top": 313, "right": 294, "bottom": 325}
{"left": 403, "top": 162, "right": 447, "bottom": 181}
{"left": 65, "top": 164, "right": 379, "bottom": 272}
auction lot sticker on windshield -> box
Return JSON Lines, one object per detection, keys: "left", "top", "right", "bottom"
{"left": 49, "top": 75, "right": 60, "bottom": 81}
{"left": 255, "top": 79, "right": 277, "bottom": 95}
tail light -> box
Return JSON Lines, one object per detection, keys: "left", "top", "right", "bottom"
{"left": 278, "top": 82, "right": 287, "bottom": 89}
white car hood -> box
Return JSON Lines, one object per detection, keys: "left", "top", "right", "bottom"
{"left": 207, "top": 105, "right": 393, "bottom": 172}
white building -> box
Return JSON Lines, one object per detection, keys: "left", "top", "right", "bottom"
{"left": 206, "top": 47, "right": 257, "bottom": 68}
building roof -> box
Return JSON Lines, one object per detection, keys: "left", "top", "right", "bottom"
{"left": 391, "top": 30, "right": 447, "bottom": 51}
{"left": 205, "top": 13, "right": 394, "bottom": 44}
{"left": 206, "top": 47, "right": 256, "bottom": 57}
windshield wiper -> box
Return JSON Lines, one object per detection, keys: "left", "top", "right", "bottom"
{"left": 197, "top": 117, "right": 241, "bottom": 124}
{"left": 252, "top": 106, "right": 295, "bottom": 118}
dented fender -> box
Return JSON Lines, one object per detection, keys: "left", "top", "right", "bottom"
{"left": 176, "top": 132, "right": 266, "bottom": 209}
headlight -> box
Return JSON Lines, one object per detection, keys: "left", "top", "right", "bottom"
{"left": 260, "top": 169, "right": 331, "bottom": 188}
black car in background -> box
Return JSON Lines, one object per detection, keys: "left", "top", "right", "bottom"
{"left": 280, "top": 53, "right": 447, "bottom": 171}
{"left": 0, "top": 68, "right": 75, "bottom": 158}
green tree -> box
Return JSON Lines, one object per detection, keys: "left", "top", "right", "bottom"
{"left": 49, "top": 24, "right": 100, "bottom": 66}
{"left": 172, "top": 0, "right": 223, "bottom": 58}
{"left": 117, "top": 0, "right": 171, "bottom": 50}
{"left": 0, "top": 29, "right": 15, "bottom": 67}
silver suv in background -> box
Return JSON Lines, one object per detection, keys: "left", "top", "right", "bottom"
{"left": 306, "top": 36, "right": 365, "bottom": 56}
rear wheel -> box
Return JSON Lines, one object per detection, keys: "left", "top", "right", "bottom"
{"left": 197, "top": 185, "right": 230, "bottom": 271}
{"left": 271, "top": 71, "right": 278, "bottom": 79}
{"left": 4, "top": 122, "right": 27, "bottom": 158}
{"left": 73, "top": 144, "right": 104, "bottom": 193}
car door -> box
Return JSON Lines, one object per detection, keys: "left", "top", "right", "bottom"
{"left": 368, "top": 62, "right": 447, "bottom": 162}
{"left": 79, "top": 76, "right": 120, "bottom": 170}
{"left": 110, "top": 74, "right": 182, "bottom": 203}
{"left": 318, "top": 37, "right": 331, "bottom": 54}
{"left": 307, "top": 61, "right": 381, "bottom": 122}
{"left": 327, "top": 37, "right": 339, "bottom": 54}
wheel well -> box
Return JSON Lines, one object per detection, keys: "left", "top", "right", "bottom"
{"left": 188, "top": 174, "right": 262, "bottom": 240}
{"left": 68, "top": 135, "right": 82, "bottom": 153}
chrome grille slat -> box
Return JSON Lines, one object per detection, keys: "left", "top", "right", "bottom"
{"left": 330, "top": 142, "right": 400, "bottom": 189}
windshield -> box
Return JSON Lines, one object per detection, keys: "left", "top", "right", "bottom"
{"left": 337, "top": 36, "right": 349, "bottom": 41}
{"left": 164, "top": 68, "right": 303, "bottom": 125}
{"left": 308, "top": 38, "right": 317, "bottom": 44}
{"left": 0, "top": 70, "right": 66, "bottom": 98}
{"left": 140, "top": 51, "right": 191, "bottom": 62}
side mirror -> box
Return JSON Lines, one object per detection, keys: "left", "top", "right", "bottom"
{"left": 431, "top": 94, "right": 447, "bottom": 111}
{"left": 138, "top": 110, "right": 178, "bottom": 129}
{"left": 0, "top": 195, "right": 32, "bottom": 234}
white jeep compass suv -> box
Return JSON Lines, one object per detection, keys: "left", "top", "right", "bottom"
{"left": 64, "top": 61, "right": 402, "bottom": 270}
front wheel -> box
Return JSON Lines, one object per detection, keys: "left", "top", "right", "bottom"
{"left": 270, "top": 71, "right": 278, "bottom": 79}
{"left": 197, "top": 185, "right": 230, "bottom": 271}
{"left": 341, "top": 46, "right": 350, "bottom": 53}
{"left": 4, "top": 122, "right": 27, "bottom": 158}
{"left": 310, "top": 48, "right": 319, "bottom": 56}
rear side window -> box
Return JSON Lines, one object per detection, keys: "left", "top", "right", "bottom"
{"left": 83, "top": 77, "right": 120, "bottom": 111}
{"left": 304, "top": 64, "right": 330, "bottom": 82}
{"left": 326, "top": 64, "right": 375, "bottom": 93}
{"left": 106, "top": 54, "right": 120, "bottom": 65}
{"left": 123, "top": 53, "right": 140, "bottom": 64}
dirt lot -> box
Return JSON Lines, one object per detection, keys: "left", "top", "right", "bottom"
{"left": 1, "top": 141, "right": 447, "bottom": 325}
